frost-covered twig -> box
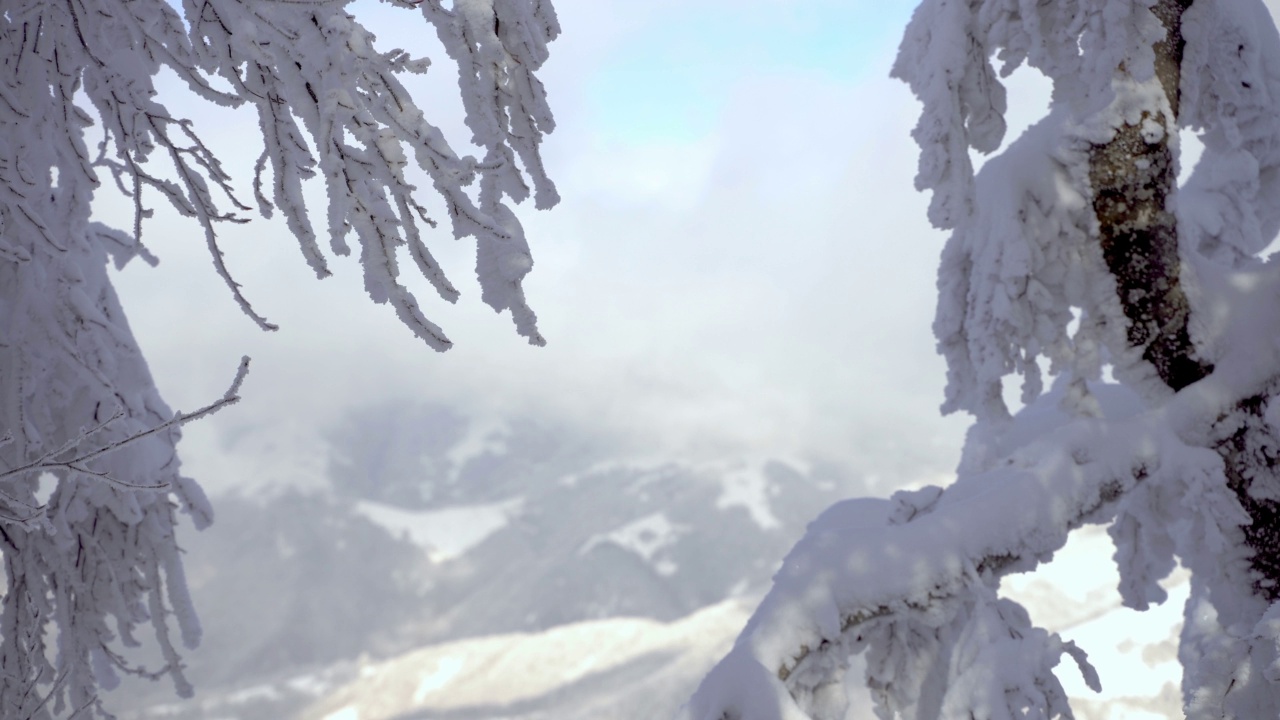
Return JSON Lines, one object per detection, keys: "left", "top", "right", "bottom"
{"left": 0, "top": 357, "right": 250, "bottom": 490}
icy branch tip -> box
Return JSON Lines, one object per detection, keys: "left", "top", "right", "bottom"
{"left": 225, "top": 356, "right": 251, "bottom": 401}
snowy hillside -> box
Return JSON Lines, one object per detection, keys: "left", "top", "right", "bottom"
{"left": 299, "top": 600, "right": 752, "bottom": 720}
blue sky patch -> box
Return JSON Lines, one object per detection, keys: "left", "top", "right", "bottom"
{"left": 585, "top": 2, "right": 914, "bottom": 145}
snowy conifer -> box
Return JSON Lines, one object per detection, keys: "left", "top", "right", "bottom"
{"left": 0, "top": 0, "right": 558, "bottom": 716}
{"left": 683, "top": 1, "right": 1280, "bottom": 718}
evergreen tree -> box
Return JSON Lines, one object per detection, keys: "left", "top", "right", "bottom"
{"left": 0, "top": 0, "right": 559, "bottom": 716}
{"left": 684, "top": 1, "right": 1280, "bottom": 718}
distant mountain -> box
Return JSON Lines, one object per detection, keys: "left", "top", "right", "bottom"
{"left": 111, "top": 402, "right": 869, "bottom": 720}
{"left": 392, "top": 455, "right": 864, "bottom": 644}
{"left": 297, "top": 600, "right": 755, "bottom": 720}
{"left": 110, "top": 401, "right": 1183, "bottom": 720}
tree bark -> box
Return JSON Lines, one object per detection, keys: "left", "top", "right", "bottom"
{"left": 1089, "top": 0, "right": 1280, "bottom": 600}
{"left": 1089, "top": 0, "right": 1210, "bottom": 392}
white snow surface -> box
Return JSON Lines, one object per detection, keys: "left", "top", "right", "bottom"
{"left": 353, "top": 498, "right": 521, "bottom": 562}
{"left": 298, "top": 600, "right": 753, "bottom": 720}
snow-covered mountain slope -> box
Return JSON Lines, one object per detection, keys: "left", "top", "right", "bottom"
{"left": 299, "top": 600, "right": 751, "bottom": 720}
{"left": 109, "top": 402, "right": 872, "bottom": 719}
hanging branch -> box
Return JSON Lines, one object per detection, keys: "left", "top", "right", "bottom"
{"left": 0, "top": 1, "right": 561, "bottom": 716}
{"left": 0, "top": 357, "right": 250, "bottom": 490}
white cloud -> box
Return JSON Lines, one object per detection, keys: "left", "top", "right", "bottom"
{"left": 105, "top": 1, "right": 967, "bottom": 495}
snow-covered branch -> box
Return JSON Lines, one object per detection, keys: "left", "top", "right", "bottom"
{"left": 181, "top": 0, "right": 559, "bottom": 348}
{"left": 686, "top": 0, "right": 1280, "bottom": 718}
{"left": 0, "top": 357, "right": 249, "bottom": 495}
{"left": 0, "top": 0, "right": 560, "bottom": 716}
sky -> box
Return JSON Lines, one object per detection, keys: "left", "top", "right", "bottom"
{"left": 98, "top": 0, "right": 1020, "bottom": 497}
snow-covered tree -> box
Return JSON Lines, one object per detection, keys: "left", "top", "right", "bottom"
{"left": 682, "top": 1, "right": 1280, "bottom": 718}
{"left": 0, "top": 0, "right": 558, "bottom": 716}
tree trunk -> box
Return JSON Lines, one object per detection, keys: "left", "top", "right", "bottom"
{"left": 1089, "top": 0, "right": 1280, "bottom": 601}
{"left": 1089, "top": 0, "right": 1210, "bottom": 392}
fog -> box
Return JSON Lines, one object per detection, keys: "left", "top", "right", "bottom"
{"left": 102, "top": 0, "right": 969, "bottom": 498}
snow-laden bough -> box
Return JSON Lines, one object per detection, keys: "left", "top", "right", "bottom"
{"left": 0, "top": 0, "right": 560, "bottom": 716}
{"left": 682, "top": 1, "right": 1280, "bottom": 718}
